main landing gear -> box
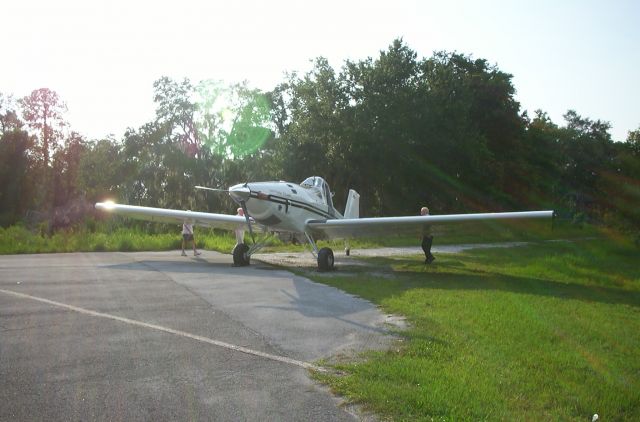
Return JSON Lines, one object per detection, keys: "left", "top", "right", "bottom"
{"left": 317, "top": 247, "right": 335, "bottom": 272}
{"left": 232, "top": 233, "right": 338, "bottom": 272}
{"left": 304, "top": 232, "right": 335, "bottom": 272}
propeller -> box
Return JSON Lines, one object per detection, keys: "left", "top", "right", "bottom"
{"left": 194, "top": 186, "right": 229, "bottom": 193}
{"left": 196, "top": 183, "right": 255, "bottom": 244}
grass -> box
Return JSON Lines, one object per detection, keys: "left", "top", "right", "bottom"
{"left": 0, "top": 217, "right": 593, "bottom": 255}
{"left": 0, "top": 224, "right": 240, "bottom": 254}
{"left": 305, "top": 235, "right": 640, "bottom": 421}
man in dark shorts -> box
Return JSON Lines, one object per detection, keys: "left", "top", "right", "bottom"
{"left": 421, "top": 206, "right": 435, "bottom": 264}
{"left": 181, "top": 220, "right": 201, "bottom": 256}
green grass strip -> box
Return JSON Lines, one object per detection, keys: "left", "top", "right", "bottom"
{"left": 308, "top": 237, "right": 639, "bottom": 420}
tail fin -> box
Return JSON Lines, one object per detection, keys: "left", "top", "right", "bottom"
{"left": 344, "top": 189, "right": 360, "bottom": 219}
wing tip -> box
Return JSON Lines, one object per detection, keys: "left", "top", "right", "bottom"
{"left": 95, "top": 201, "right": 116, "bottom": 211}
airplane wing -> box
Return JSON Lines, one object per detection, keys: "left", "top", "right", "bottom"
{"left": 305, "top": 210, "right": 554, "bottom": 239}
{"left": 95, "top": 202, "right": 250, "bottom": 231}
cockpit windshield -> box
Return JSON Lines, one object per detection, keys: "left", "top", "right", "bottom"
{"left": 301, "top": 177, "right": 324, "bottom": 188}
{"left": 300, "top": 176, "right": 334, "bottom": 209}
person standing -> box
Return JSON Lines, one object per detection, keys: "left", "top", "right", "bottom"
{"left": 421, "top": 206, "right": 435, "bottom": 264}
{"left": 181, "top": 219, "right": 201, "bottom": 256}
{"left": 235, "top": 207, "right": 245, "bottom": 245}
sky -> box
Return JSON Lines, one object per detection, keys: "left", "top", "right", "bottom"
{"left": 2, "top": 0, "right": 639, "bottom": 142}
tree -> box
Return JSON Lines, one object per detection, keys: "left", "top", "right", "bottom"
{"left": 78, "top": 138, "right": 123, "bottom": 201}
{"left": 597, "top": 126, "right": 640, "bottom": 231}
{"left": 418, "top": 51, "right": 528, "bottom": 211}
{"left": 19, "top": 88, "right": 67, "bottom": 169}
{"left": 520, "top": 110, "right": 563, "bottom": 207}
{"left": 560, "top": 111, "right": 614, "bottom": 204}
{"left": 51, "top": 132, "right": 88, "bottom": 207}
{"left": 272, "top": 58, "right": 348, "bottom": 183}
{"left": 270, "top": 41, "right": 531, "bottom": 216}
{"left": 0, "top": 130, "right": 35, "bottom": 225}
{"left": 627, "top": 127, "right": 640, "bottom": 157}
{"left": 153, "top": 77, "right": 203, "bottom": 158}
{"left": 344, "top": 40, "right": 423, "bottom": 214}
{"left": 0, "top": 93, "right": 23, "bottom": 135}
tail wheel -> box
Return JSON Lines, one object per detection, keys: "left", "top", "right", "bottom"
{"left": 232, "top": 243, "right": 250, "bottom": 266}
{"left": 317, "top": 247, "right": 335, "bottom": 272}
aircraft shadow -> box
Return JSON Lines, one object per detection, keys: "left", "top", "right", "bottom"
{"left": 357, "top": 256, "right": 640, "bottom": 309}
{"left": 104, "top": 258, "right": 392, "bottom": 335}
{"left": 104, "top": 258, "right": 253, "bottom": 275}
{"left": 254, "top": 279, "right": 390, "bottom": 335}
{"left": 103, "top": 255, "right": 639, "bottom": 309}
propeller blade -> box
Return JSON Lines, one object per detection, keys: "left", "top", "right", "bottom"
{"left": 194, "top": 186, "right": 229, "bottom": 193}
{"left": 241, "top": 201, "right": 256, "bottom": 244}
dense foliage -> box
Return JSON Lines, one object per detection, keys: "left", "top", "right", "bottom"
{"left": 1, "top": 39, "right": 638, "bottom": 232}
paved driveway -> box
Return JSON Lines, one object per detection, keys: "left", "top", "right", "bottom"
{"left": 0, "top": 251, "right": 396, "bottom": 421}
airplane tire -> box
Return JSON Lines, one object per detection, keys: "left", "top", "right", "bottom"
{"left": 317, "top": 247, "right": 335, "bottom": 272}
{"left": 233, "top": 243, "right": 250, "bottom": 266}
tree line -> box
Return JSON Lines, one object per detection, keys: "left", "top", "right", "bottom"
{"left": 1, "top": 39, "right": 638, "bottom": 233}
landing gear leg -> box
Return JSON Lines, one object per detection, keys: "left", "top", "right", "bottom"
{"left": 231, "top": 233, "right": 275, "bottom": 267}
{"left": 304, "top": 232, "right": 335, "bottom": 272}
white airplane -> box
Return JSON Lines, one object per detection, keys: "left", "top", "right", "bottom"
{"left": 95, "top": 176, "right": 553, "bottom": 271}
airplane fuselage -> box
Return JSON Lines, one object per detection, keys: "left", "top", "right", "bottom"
{"left": 230, "top": 181, "right": 340, "bottom": 234}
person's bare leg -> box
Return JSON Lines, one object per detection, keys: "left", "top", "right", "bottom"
{"left": 193, "top": 238, "right": 200, "bottom": 256}
{"left": 181, "top": 238, "right": 187, "bottom": 256}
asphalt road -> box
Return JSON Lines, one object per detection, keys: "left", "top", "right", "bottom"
{"left": 0, "top": 251, "right": 397, "bottom": 421}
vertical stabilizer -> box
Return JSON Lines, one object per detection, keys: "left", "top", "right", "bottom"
{"left": 344, "top": 189, "right": 360, "bottom": 219}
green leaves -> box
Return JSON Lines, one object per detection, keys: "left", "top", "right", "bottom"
{"left": 1, "top": 38, "right": 638, "bottom": 232}
{"left": 271, "top": 40, "right": 528, "bottom": 216}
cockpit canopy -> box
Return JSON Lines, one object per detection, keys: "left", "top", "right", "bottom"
{"left": 300, "top": 176, "right": 334, "bottom": 209}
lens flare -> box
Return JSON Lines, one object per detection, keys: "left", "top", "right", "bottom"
{"left": 195, "top": 81, "right": 272, "bottom": 158}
